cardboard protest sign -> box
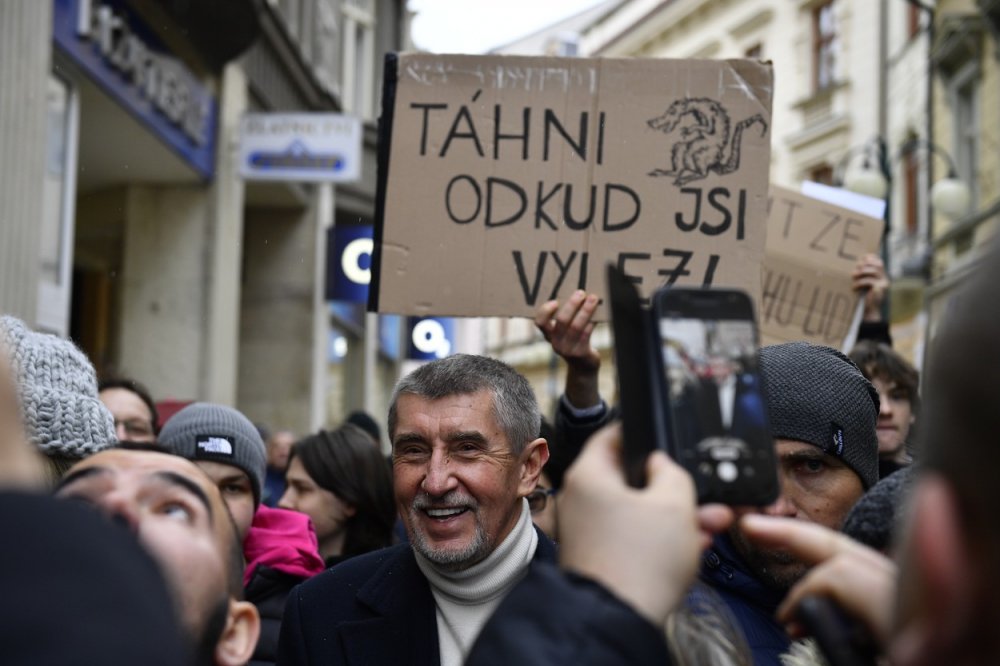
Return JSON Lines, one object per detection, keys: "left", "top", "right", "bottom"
{"left": 760, "top": 186, "right": 884, "bottom": 347}
{"left": 369, "top": 53, "right": 773, "bottom": 319}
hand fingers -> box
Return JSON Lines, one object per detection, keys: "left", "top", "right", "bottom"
{"left": 697, "top": 504, "right": 734, "bottom": 534}
{"left": 553, "top": 290, "right": 587, "bottom": 330}
{"left": 738, "top": 514, "right": 863, "bottom": 565}
{"left": 534, "top": 300, "right": 560, "bottom": 332}
{"left": 569, "top": 293, "right": 599, "bottom": 333}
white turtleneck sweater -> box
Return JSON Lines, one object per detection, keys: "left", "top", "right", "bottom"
{"left": 413, "top": 498, "right": 538, "bottom": 666}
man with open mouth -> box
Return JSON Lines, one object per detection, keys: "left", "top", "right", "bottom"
{"left": 277, "top": 354, "right": 553, "bottom": 666}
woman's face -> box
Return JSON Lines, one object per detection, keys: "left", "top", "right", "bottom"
{"left": 279, "top": 456, "right": 355, "bottom": 558}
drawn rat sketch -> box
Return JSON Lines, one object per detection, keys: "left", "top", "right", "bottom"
{"left": 647, "top": 98, "right": 768, "bottom": 186}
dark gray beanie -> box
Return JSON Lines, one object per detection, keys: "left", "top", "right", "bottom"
{"left": 0, "top": 315, "right": 115, "bottom": 458}
{"left": 842, "top": 466, "right": 916, "bottom": 551}
{"left": 759, "top": 342, "right": 879, "bottom": 489}
{"left": 158, "top": 402, "right": 266, "bottom": 507}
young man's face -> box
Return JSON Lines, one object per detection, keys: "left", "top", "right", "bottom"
{"left": 55, "top": 450, "right": 236, "bottom": 638}
{"left": 194, "top": 461, "right": 256, "bottom": 541}
{"left": 870, "top": 376, "right": 914, "bottom": 458}
{"left": 730, "top": 438, "right": 865, "bottom": 590}
{"left": 391, "top": 390, "right": 547, "bottom": 571}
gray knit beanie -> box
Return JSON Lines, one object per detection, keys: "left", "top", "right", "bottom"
{"left": 759, "top": 342, "right": 879, "bottom": 489}
{"left": 159, "top": 402, "right": 267, "bottom": 507}
{"left": 0, "top": 315, "right": 115, "bottom": 458}
{"left": 842, "top": 466, "right": 915, "bottom": 551}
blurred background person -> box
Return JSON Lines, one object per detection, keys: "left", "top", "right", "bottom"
{"left": 262, "top": 427, "right": 295, "bottom": 507}
{"left": 0, "top": 315, "right": 114, "bottom": 485}
{"left": 280, "top": 423, "right": 396, "bottom": 567}
{"left": 345, "top": 410, "right": 383, "bottom": 449}
{"left": 848, "top": 340, "right": 919, "bottom": 478}
{"left": 99, "top": 377, "right": 159, "bottom": 444}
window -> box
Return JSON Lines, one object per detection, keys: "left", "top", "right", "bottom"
{"left": 809, "top": 163, "right": 834, "bottom": 185}
{"left": 342, "top": 0, "right": 374, "bottom": 118}
{"left": 908, "top": 4, "right": 922, "bottom": 39}
{"left": 813, "top": 1, "right": 838, "bottom": 91}
{"left": 902, "top": 143, "right": 920, "bottom": 236}
{"left": 949, "top": 63, "right": 980, "bottom": 210}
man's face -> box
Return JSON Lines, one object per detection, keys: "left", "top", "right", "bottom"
{"left": 870, "top": 376, "right": 913, "bottom": 458}
{"left": 392, "top": 390, "right": 545, "bottom": 571}
{"left": 99, "top": 388, "right": 156, "bottom": 443}
{"left": 55, "top": 450, "right": 235, "bottom": 639}
{"left": 730, "top": 438, "right": 865, "bottom": 590}
{"left": 194, "top": 461, "right": 256, "bottom": 541}
{"left": 267, "top": 431, "right": 295, "bottom": 470}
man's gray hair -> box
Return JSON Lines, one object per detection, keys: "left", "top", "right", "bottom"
{"left": 387, "top": 354, "right": 541, "bottom": 455}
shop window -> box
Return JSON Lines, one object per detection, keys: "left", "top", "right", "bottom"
{"left": 813, "top": 1, "right": 839, "bottom": 91}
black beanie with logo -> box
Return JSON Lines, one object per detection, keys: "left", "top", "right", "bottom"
{"left": 759, "top": 342, "right": 880, "bottom": 489}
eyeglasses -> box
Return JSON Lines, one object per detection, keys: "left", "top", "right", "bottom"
{"left": 114, "top": 419, "right": 154, "bottom": 438}
{"left": 527, "top": 486, "right": 556, "bottom": 514}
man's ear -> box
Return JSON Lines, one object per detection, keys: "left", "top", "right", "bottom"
{"left": 518, "top": 438, "right": 549, "bottom": 496}
{"left": 892, "top": 475, "right": 971, "bottom": 665}
{"left": 214, "top": 599, "right": 261, "bottom": 666}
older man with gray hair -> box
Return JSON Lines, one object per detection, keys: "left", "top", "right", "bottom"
{"left": 277, "top": 354, "right": 552, "bottom": 666}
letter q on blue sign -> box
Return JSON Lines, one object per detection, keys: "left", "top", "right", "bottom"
{"left": 408, "top": 317, "right": 454, "bottom": 360}
{"left": 329, "top": 225, "right": 373, "bottom": 302}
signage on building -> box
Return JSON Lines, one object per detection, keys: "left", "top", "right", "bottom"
{"left": 52, "top": 0, "right": 218, "bottom": 179}
{"left": 239, "top": 113, "right": 363, "bottom": 183}
{"left": 369, "top": 53, "right": 773, "bottom": 320}
{"left": 408, "top": 317, "right": 455, "bottom": 361}
{"left": 327, "top": 225, "right": 374, "bottom": 302}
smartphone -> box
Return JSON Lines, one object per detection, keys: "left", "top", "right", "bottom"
{"left": 607, "top": 264, "right": 669, "bottom": 488}
{"left": 652, "top": 287, "right": 779, "bottom": 505}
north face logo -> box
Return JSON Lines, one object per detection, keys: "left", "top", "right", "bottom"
{"left": 196, "top": 435, "right": 234, "bottom": 456}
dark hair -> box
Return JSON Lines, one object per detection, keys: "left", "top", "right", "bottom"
{"left": 289, "top": 424, "right": 395, "bottom": 558}
{"left": 387, "top": 354, "right": 540, "bottom": 454}
{"left": 848, "top": 341, "right": 920, "bottom": 414}
{"left": 345, "top": 411, "right": 381, "bottom": 446}
{"left": 98, "top": 377, "right": 160, "bottom": 434}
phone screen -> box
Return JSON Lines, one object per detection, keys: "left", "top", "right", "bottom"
{"left": 658, "top": 312, "right": 777, "bottom": 504}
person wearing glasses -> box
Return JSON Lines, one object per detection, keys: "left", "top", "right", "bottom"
{"left": 99, "top": 377, "right": 159, "bottom": 444}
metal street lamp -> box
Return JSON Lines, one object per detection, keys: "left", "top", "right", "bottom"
{"left": 836, "top": 136, "right": 972, "bottom": 225}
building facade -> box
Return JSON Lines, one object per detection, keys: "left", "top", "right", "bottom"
{"left": 0, "top": 0, "right": 408, "bottom": 437}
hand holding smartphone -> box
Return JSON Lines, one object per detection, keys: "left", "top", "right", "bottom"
{"left": 607, "top": 264, "right": 779, "bottom": 506}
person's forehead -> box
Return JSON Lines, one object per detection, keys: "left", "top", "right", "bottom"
{"left": 99, "top": 387, "right": 152, "bottom": 416}
{"left": 70, "top": 449, "right": 221, "bottom": 499}
{"left": 396, "top": 391, "right": 497, "bottom": 428}
{"left": 195, "top": 459, "right": 250, "bottom": 483}
{"left": 774, "top": 438, "right": 825, "bottom": 456}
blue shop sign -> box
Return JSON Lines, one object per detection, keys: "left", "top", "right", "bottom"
{"left": 326, "top": 225, "right": 373, "bottom": 303}
{"left": 408, "top": 317, "right": 455, "bottom": 361}
{"left": 53, "top": 0, "right": 218, "bottom": 179}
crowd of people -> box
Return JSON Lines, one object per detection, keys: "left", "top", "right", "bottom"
{"left": 0, "top": 247, "right": 996, "bottom": 666}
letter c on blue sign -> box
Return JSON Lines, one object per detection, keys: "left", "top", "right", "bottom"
{"left": 342, "top": 238, "right": 374, "bottom": 285}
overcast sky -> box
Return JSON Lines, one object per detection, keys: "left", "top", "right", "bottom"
{"left": 408, "top": 0, "right": 607, "bottom": 54}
